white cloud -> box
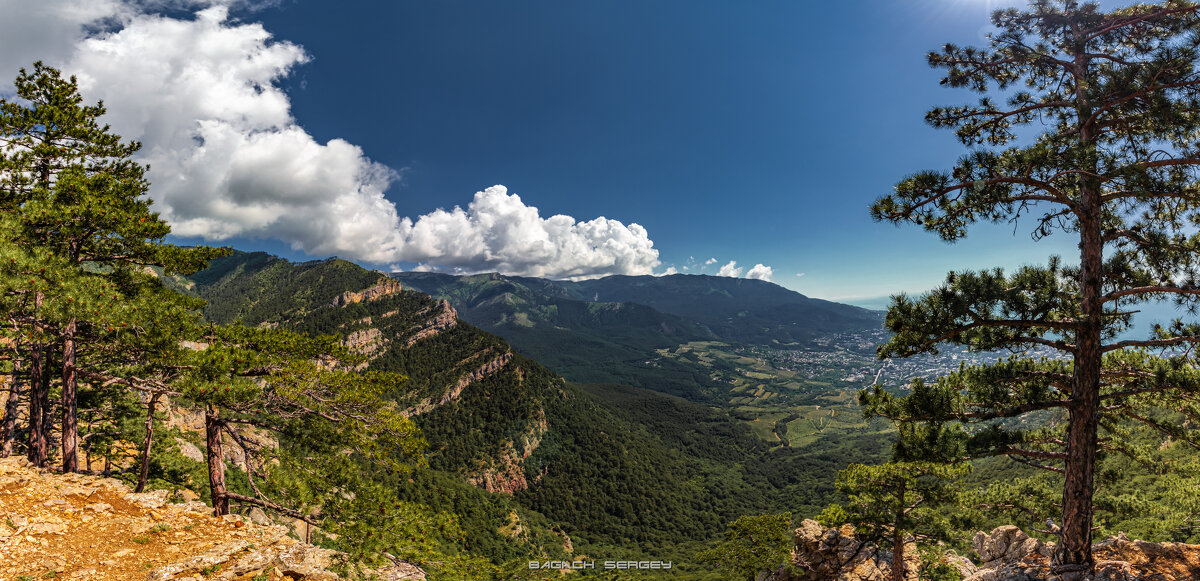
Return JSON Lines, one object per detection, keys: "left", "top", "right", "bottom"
{"left": 796, "top": 272, "right": 806, "bottom": 277}
{"left": 0, "top": 1, "right": 127, "bottom": 86}
{"left": 717, "top": 261, "right": 743, "bottom": 278}
{"left": 660, "top": 266, "right": 678, "bottom": 276}
{"left": 705, "top": 257, "right": 718, "bottom": 265}
{"left": 715, "top": 260, "right": 775, "bottom": 281}
{"left": 0, "top": 1, "right": 661, "bottom": 279}
{"left": 393, "top": 186, "right": 658, "bottom": 279}
{"left": 746, "top": 264, "right": 773, "bottom": 281}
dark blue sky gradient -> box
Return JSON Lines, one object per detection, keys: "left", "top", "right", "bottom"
{"left": 197, "top": 0, "right": 1093, "bottom": 305}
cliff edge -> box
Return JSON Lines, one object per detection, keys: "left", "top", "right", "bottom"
{"left": 0, "top": 457, "right": 423, "bottom": 581}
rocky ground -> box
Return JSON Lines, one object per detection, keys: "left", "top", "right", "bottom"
{"left": 0, "top": 456, "right": 421, "bottom": 581}
{"left": 777, "top": 519, "right": 1200, "bottom": 581}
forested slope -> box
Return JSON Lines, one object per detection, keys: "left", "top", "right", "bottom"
{"left": 182, "top": 252, "right": 864, "bottom": 567}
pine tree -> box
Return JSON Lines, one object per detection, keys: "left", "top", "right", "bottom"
{"left": 819, "top": 462, "right": 968, "bottom": 581}
{"left": 868, "top": 1, "right": 1200, "bottom": 577}
{"left": 177, "top": 324, "right": 424, "bottom": 526}
{"left": 0, "top": 62, "right": 224, "bottom": 471}
{"left": 696, "top": 513, "right": 796, "bottom": 581}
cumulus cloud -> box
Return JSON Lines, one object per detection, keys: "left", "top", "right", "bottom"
{"left": 0, "top": 1, "right": 661, "bottom": 279}
{"left": 717, "top": 261, "right": 743, "bottom": 278}
{"left": 0, "top": 0, "right": 129, "bottom": 81}
{"left": 746, "top": 264, "right": 773, "bottom": 281}
{"left": 60, "top": 5, "right": 408, "bottom": 262}
{"left": 392, "top": 186, "right": 658, "bottom": 279}
{"left": 715, "top": 260, "right": 774, "bottom": 281}
{"left": 705, "top": 258, "right": 718, "bottom": 265}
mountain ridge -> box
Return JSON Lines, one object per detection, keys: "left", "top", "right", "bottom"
{"left": 177, "top": 251, "right": 834, "bottom": 565}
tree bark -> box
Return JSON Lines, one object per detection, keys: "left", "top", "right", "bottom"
{"left": 1054, "top": 61, "right": 1101, "bottom": 578}
{"left": 892, "top": 480, "right": 907, "bottom": 581}
{"left": 61, "top": 318, "right": 78, "bottom": 473}
{"left": 1, "top": 360, "right": 21, "bottom": 457}
{"left": 26, "top": 343, "right": 48, "bottom": 467}
{"left": 206, "top": 406, "right": 229, "bottom": 516}
{"left": 135, "top": 392, "right": 160, "bottom": 493}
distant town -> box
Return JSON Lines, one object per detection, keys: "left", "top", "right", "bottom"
{"left": 749, "top": 328, "right": 1070, "bottom": 392}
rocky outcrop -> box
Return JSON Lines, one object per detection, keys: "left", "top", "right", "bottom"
{"left": 961, "top": 527, "right": 1200, "bottom": 581}
{"left": 0, "top": 456, "right": 422, "bottom": 581}
{"left": 445, "top": 351, "right": 514, "bottom": 405}
{"left": 963, "top": 525, "right": 1051, "bottom": 581}
{"left": 402, "top": 300, "right": 458, "bottom": 347}
{"left": 404, "top": 350, "right": 514, "bottom": 417}
{"left": 778, "top": 519, "right": 920, "bottom": 581}
{"left": 344, "top": 327, "right": 386, "bottom": 358}
{"left": 466, "top": 443, "right": 529, "bottom": 495}
{"left": 466, "top": 409, "right": 548, "bottom": 495}
{"left": 330, "top": 279, "right": 403, "bottom": 308}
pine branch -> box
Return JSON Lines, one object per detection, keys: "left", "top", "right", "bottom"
{"left": 222, "top": 491, "right": 320, "bottom": 526}
{"left": 1102, "top": 335, "right": 1200, "bottom": 352}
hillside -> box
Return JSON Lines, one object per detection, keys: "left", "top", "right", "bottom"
{"left": 564, "top": 274, "right": 881, "bottom": 346}
{"left": 180, "top": 252, "right": 860, "bottom": 568}
{"left": 391, "top": 271, "right": 882, "bottom": 401}
{"left": 390, "top": 271, "right": 723, "bottom": 400}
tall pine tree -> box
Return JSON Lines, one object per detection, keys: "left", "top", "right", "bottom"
{"left": 868, "top": 1, "right": 1200, "bottom": 577}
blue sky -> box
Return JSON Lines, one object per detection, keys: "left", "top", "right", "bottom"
{"left": 1, "top": 0, "right": 1102, "bottom": 306}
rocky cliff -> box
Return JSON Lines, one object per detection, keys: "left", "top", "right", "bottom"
{"left": 772, "top": 520, "right": 1200, "bottom": 581}
{"left": 330, "top": 279, "right": 404, "bottom": 308}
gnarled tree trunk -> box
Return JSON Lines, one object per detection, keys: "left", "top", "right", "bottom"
{"left": 1, "top": 360, "right": 20, "bottom": 457}
{"left": 61, "top": 318, "right": 78, "bottom": 473}
{"left": 135, "top": 393, "right": 161, "bottom": 493}
{"left": 206, "top": 406, "right": 229, "bottom": 516}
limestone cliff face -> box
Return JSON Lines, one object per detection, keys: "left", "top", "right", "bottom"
{"left": 343, "top": 327, "right": 386, "bottom": 369}
{"left": 465, "top": 409, "right": 547, "bottom": 495}
{"left": 330, "top": 279, "right": 403, "bottom": 308}
{"left": 465, "top": 443, "right": 529, "bottom": 496}
{"left": 404, "top": 350, "right": 514, "bottom": 417}
{"left": 402, "top": 300, "right": 458, "bottom": 347}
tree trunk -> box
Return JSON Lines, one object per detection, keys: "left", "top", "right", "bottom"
{"left": 892, "top": 479, "right": 907, "bottom": 581}
{"left": 206, "top": 407, "right": 229, "bottom": 516}
{"left": 61, "top": 318, "right": 78, "bottom": 473}
{"left": 1055, "top": 81, "right": 1101, "bottom": 578}
{"left": 26, "top": 343, "right": 48, "bottom": 467}
{"left": 891, "top": 531, "right": 906, "bottom": 581}
{"left": 135, "top": 393, "right": 160, "bottom": 493}
{"left": 1, "top": 360, "right": 21, "bottom": 457}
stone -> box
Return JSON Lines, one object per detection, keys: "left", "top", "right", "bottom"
{"left": 175, "top": 438, "right": 204, "bottom": 463}
{"left": 145, "top": 540, "right": 249, "bottom": 581}
{"left": 784, "top": 519, "right": 918, "bottom": 581}
{"left": 124, "top": 489, "right": 170, "bottom": 509}
{"left": 248, "top": 507, "right": 271, "bottom": 526}
{"left": 84, "top": 502, "right": 113, "bottom": 513}
{"left": 28, "top": 522, "right": 66, "bottom": 534}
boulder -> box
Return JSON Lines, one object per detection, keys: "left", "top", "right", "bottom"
{"left": 781, "top": 519, "right": 919, "bottom": 581}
